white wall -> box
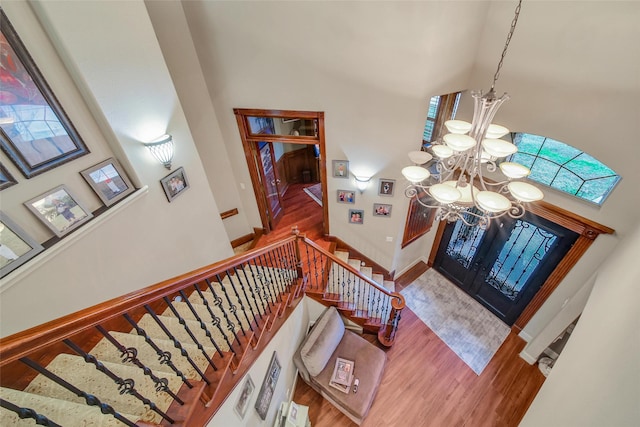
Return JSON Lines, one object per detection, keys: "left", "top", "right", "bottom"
{"left": 0, "top": 1, "right": 233, "bottom": 337}
{"left": 520, "top": 223, "right": 640, "bottom": 426}
{"left": 181, "top": 1, "right": 489, "bottom": 271}
{"left": 207, "top": 298, "right": 310, "bottom": 427}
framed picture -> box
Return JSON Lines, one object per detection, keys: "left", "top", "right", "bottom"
{"left": 373, "top": 203, "right": 392, "bottom": 217}
{"left": 0, "top": 9, "right": 89, "bottom": 178}
{"left": 348, "top": 209, "right": 364, "bottom": 224}
{"left": 0, "top": 211, "right": 44, "bottom": 278}
{"left": 24, "top": 185, "right": 93, "bottom": 238}
{"left": 378, "top": 179, "right": 396, "bottom": 196}
{"left": 0, "top": 163, "right": 17, "bottom": 191}
{"left": 160, "top": 167, "right": 190, "bottom": 202}
{"left": 337, "top": 189, "right": 355, "bottom": 204}
{"left": 332, "top": 160, "right": 349, "bottom": 178}
{"left": 80, "top": 158, "right": 135, "bottom": 207}
{"left": 234, "top": 375, "right": 255, "bottom": 420}
{"left": 255, "top": 351, "right": 281, "bottom": 420}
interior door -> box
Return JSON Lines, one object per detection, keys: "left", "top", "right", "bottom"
{"left": 434, "top": 210, "right": 579, "bottom": 325}
{"left": 258, "top": 142, "right": 283, "bottom": 229}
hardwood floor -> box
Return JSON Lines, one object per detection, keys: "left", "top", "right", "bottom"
{"left": 255, "top": 182, "right": 546, "bottom": 426}
{"left": 255, "top": 182, "right": 325, "bottom": 246}
{"left": 293, "top": 266, "right": 547, "bottom": 427}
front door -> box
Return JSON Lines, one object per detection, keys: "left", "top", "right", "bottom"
{"left": 258, "top": 142, "right": 283, "bottom": 230}
{"left": 434, "top": 210, "right": 579, "bottom": 325}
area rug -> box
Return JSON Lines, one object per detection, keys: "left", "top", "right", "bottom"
{"left": 400, "top": 269, "right": 510, "bottom": 375}
{"left": 303, "top": 183, "right": 322, "bottom": 206}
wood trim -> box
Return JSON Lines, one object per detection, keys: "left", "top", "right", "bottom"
{"left": 233, "top": 109, "right": 328, "bottom": 236}
{"left": 428, "top": 200, "right": 614, "bottom": 330}
{"left": 230, "top": 232, "right": 255, "bottom": 248}
{"left": 220, "top": 208, "right": 239, "bottom": 220}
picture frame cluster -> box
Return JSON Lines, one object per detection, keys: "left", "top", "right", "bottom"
{"left": 332, "top": 159, "right": 395, "bottom": 225}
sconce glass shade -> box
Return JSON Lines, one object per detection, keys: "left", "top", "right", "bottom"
{"left": 143, "top": 134, "right": 174, "bottom": 169}
{"left": 500, "top": 162, "right": 531, "bottom": 179}
{"left": 444, "top": 120, "right": 472, "bottom": 134}
{"left": 355, "top": 176, "right": 372, "bottom": 193}
{"left": 476, "top": 191, "right": 511, "bottom": 213}
{"left": 485, "top": 124, "right": 510, "bottom": 139}
{"left": 443, "top": 133, "right": 476, "bottom": 152}
{"left": 432, "top": 144, "right": 454, "bottom": 159}
{"left": 429, "top": 183, "right": 462, "bottom": 204}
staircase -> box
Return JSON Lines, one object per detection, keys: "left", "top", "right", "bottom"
{"left": 0, "top": 234, "right": 404, "bottom": 426}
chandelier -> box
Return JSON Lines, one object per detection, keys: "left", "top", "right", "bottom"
{"left": 402, "top": 0, "right": 542, "bottom": 229}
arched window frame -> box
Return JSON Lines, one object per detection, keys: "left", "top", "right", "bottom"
{"left": 508, "top": 133, "right": 620, "bottom": 206}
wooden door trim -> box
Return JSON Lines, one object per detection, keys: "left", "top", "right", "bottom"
{"left": 234, "top": 109, "right": 329, "bottom": 236}
{"left": 427, "top": 201, "right": 614, "bottom": 331}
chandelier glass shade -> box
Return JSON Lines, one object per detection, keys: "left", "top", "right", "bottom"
{"left": 401, "top": 0, "right": 542, "bottom": 229}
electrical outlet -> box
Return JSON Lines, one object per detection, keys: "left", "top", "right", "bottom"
{"left": 240, "top": 183, "right": 246, "bottom": 190}
{"left": 386, "top": 236, "right": 393, "bottom": 242}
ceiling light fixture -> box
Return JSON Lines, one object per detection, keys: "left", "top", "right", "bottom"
{"left": 402, "top": 0, "right": 542, "bottom": 229}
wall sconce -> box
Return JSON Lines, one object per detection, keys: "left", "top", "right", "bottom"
{"left": 143, "top": 134, "right": 174, "bottom": 169}
{"left": 354, "top": 176, "right": 372, "bottom": 194}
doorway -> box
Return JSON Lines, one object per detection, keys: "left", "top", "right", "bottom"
{"left": 433, "top": 210, "right": 579, "bottom": 325}
{"left": 234, "top": 109, "right": 328, "bottom": 236}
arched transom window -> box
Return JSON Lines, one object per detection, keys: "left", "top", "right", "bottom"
{"left": 508, "top": 133, "right": 620, "bottom": 205}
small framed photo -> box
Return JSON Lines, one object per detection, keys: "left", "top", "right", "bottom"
{"left": 373, "top": 203, "right": 392, "bottom": 217}
{"left": 24, "top": 185, "right": 93, "bottom": 238}
{"left": 160, "top": 167, "right": 190, "bottom": 202}
{"left": 0, "top": 163, "right": 17, "bottom": 191}
{"left": 332, "top": 160, "right": 349, "bottom": 178}
{"left": 337, "top": 189, "right": 355, "bottom": 204}
{"left": 80, "top": 158, "right": 135, "bottom": 207}
{"left": 234, "top": 375, "right": 255, "bottom": 420}
{"left": 0, "top": 211, "right": 44, "bottom": 278}
{"left": 348, "top": 209, "right": 364, "bottom": 224}
{"left": 378, "top": 179, "right": 395, "bottom": 196}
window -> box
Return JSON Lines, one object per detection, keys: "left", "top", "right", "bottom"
{"left": 422, "top": 92, "right": 461, "bottom": 146}
{"left": 509, "top": 133, "right": 620, "bottom": 205}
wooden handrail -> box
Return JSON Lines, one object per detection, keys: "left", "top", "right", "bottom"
{"left": 297, "top": 235, "right": 403, "bottom": 303}
{"left": 0, "top": 236, "right": 298, "bottom": 366}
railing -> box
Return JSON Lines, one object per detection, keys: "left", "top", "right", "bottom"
{"left": 0, "top": 233, "right": 404, "bottom": 426}
{"left": 295, "top": 233, "right": 405, "bottom": 345}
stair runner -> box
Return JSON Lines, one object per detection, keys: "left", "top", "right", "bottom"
{"left": 0, "top": 268, "right": 283, "bottom": 426}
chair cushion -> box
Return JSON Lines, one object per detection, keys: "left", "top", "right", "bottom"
{"left": 300, "top": 306, "right": 345, "bottom": 377}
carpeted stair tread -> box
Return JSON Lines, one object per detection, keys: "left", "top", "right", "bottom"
{"left": 0, "top": 387, "right": 141, "bottom": 427}
{"left": 334, "top": 251, "right": 349, "bottom": 262}
{"left": 348, "top": 258, "right": 362, "bottom": 271}
{"left": 372, "top": 273, "right": 385, "bottom": 286}
{"left": 360, "top": 266, "right": 373, "bottom": 278}
{"left": 24, "top": 353, "right": 179, "bottom": 423}
{"left": 90, "top": 331, "right": 215, "bottom": 381}
{"left": 136, "top": 313, "right": 233, "bottom": 354}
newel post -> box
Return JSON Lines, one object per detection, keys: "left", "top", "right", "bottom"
{"left": 378, "top": 293, "right": 405, "bottom": 347}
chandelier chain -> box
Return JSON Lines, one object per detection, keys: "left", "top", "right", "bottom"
{"left": 491, "top": 0, "right": 523, "bottom": 91}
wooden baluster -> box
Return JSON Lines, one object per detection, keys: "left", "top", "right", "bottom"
{"left": 206, "top": 277, "right": 241, "bottom": 349}
{"left": 143, "top": 305, "right": 211, "bottom": 385}
{"left": 193, "top": 283, "right": 236, "bottom": 354}
{"left": 123, "top": 313, "right": 193, "bottom": 388}
{"left": 19, "top": 357, "right": 138, "bottom": 427}
{"left": 161, "top": 298, "right": 218, "bottom": 371}
{"left": 177, "top": 291, "right": 225, "bottom": 358}
{"left": 63, "top": 339, "right": 175, "bottom": 424}
{"left": 0, "top": 398, "right": 62, "bottom": 427}
{"left": 95, "top": 325, "right": 183, "bottom": 404}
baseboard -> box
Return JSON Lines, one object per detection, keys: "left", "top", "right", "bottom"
{"left": 230, "top": 233, "right": 255, "bottom": 248}
{"left": 519, "top": 349, "right": 538, "bottom": 365}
